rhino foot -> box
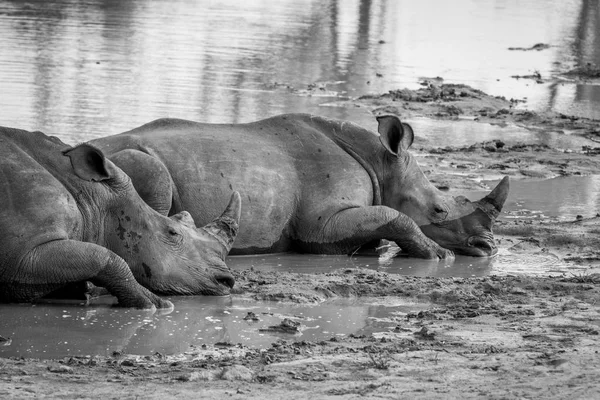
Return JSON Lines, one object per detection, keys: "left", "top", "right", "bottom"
{"left": 415, "top": 244, "right": 454, "bottom": 260}
{"left": 400, "top": 237, "right": 455, "bottom": 260}
{"left": 152, "top": 296, "right": 174, "bottom": 312}
{"left": 114, "top": 288, "right": 174, "bottom": 312}
{"left": 434, "top": 246, "right": 455, "bottom": 260}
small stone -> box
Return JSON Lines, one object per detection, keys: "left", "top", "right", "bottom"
{"left": 243, "top": 312, "right": 260, "bottom": 322}
{"left": 120, "top": 359, "right": 136, "bottom": 367}
{"left": 259, "top": 318, "right": 301, "bottom": 334}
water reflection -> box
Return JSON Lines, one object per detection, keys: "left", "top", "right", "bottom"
{"left": 408, "top": 118, "right": 595, "bottom": 149}
{"left": 0, "top": 296, "right": 427, "bottom": 359}
{"left": 553, "top": 0, "right": 600, "bottom": 119}
{"left": 573, "top": 0, "right": 600, "bottom": 66}
{"left": 466, "top": 175, "right": 600, "bottom": 221}
{"left": 228, "top": 252, "right": 494, "bottom": 277}
{"left": 0, "top": 0, "right": 598, "bottom": 142}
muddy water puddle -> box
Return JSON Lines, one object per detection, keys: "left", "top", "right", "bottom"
{"left": 0, "top": 296, "right": 426, "bottom": 359}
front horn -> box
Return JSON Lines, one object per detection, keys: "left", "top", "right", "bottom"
{"left": 201, "top": 191, "right": 242, "bottom": 253}
{"left": 477, "top": 176, "right": 510, "bottom": 219}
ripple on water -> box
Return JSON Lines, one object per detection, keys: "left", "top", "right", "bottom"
{"left": 491, "top": 248, "right": 584, "bottom": 276}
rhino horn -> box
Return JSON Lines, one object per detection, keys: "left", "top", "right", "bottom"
{"left": 201, "top": 192, "right": 241, "bottom": 254}
{"left": 477, "top": 176, "right": 510, "bottom": 219}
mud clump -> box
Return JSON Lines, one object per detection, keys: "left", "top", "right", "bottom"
{"left": 383, "top": 83, "right": 485, "bottom": 103}
{"left": 511, "top": 70, "right": 544, "bottom": 83}
{"left": 259, "top": 318, "right": 302, "bottom": 334}
{"left": 508, "top": 43, "right": 551, "bottom": 51}
{"left": 243, "top": 311, "right": 260, "bottom": 322}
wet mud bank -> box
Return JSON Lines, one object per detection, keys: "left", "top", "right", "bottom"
{"left": 4, "top": 82, "right": 600, "bottom": 398}
{"left": 2, "top": 270, "right": 600, "bottom": 399}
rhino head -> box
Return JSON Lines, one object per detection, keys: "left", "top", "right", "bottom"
{"left": 64, "top": 144, "right": 240, "bottom": 295}
{"left": 376, "top": 116, "right": 509, "bottom": 257}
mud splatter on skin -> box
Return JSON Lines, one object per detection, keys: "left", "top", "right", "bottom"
{"left": 115, "top": 220, "right": 127, "bottom": 240}
{"left": 142, "top": 262, "right": 153, "bottom": 279}
{"left": 115, "top": 215, "right": 142, "bottom": 253}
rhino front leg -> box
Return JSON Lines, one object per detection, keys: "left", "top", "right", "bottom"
{"left": 23, "top": 240, "right": 173, "bottom": 310}
{"left": 321, "top": 206, "right": 454, "bottom": 259}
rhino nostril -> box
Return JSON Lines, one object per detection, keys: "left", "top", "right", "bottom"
{"left": 216, "top": 273, "right": 235, "bottom": 289}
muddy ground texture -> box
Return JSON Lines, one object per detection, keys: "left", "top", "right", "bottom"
{"left": 4, "top": 75, "right": 600, "bottom": 399}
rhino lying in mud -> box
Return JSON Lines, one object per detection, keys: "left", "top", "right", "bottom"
{"left": 0, "top": 127, "right": 241, "bottom": 309}
{"left": 91, "top": 114, "right": 509, "bottom": 259}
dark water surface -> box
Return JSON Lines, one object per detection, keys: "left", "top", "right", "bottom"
{"left": 2, "top": 0, "right": 600, "bottom": 358}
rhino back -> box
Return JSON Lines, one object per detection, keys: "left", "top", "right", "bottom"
{"left": 0, "top": 129, "right": 82, "bottom": 267}
{"left": 99, "top": 115, "right": 374, "bottom": 253}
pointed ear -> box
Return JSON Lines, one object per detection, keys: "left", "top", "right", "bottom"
{"left": 377, "top": 115, "right": 414, "bottom": 155}
{"left": 63, "top": 144, "right": 111, "bottom": 182}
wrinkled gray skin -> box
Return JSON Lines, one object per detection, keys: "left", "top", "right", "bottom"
{"left": 91, "top": 114, "right": 509, "bottom": 259}
{"left": 0, "top": 127, "right": 241, "bottom": 309}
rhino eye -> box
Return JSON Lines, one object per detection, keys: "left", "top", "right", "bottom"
{"left": 434, "top": 206, "right": 445, "bottom": 214}
{"left": 168, "top": 227, "right": 180, "bottom": 236}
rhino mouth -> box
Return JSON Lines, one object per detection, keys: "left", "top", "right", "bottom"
{"left": 463, "top": 236, "right": 498, "bottom": 257}
{"left": 214, "top": 271, "right": 235, "bottom": 291}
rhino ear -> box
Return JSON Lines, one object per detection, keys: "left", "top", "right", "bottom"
{"left": 63, "top": 144, "right": 111, "bottom": 182}
{"left": 377, "top": 115, "right": 414, "bottom": 155}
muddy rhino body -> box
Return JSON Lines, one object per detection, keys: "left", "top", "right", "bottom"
{"left": 91, "top": 114, "right": 508, "bottom": 258}
{"left": 0, "top": 127, "right": 241, "bottom": 309}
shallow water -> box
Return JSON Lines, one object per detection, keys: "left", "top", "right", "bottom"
{"left": 0, "top": 296, "right": 427, "bottom": 359}
{"left": 0, "top": 244, "right": 583, "bottom": 359}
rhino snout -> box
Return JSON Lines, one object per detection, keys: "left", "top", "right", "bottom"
{"left": 466, "top": 236, "right": 497, "bottom": 256}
